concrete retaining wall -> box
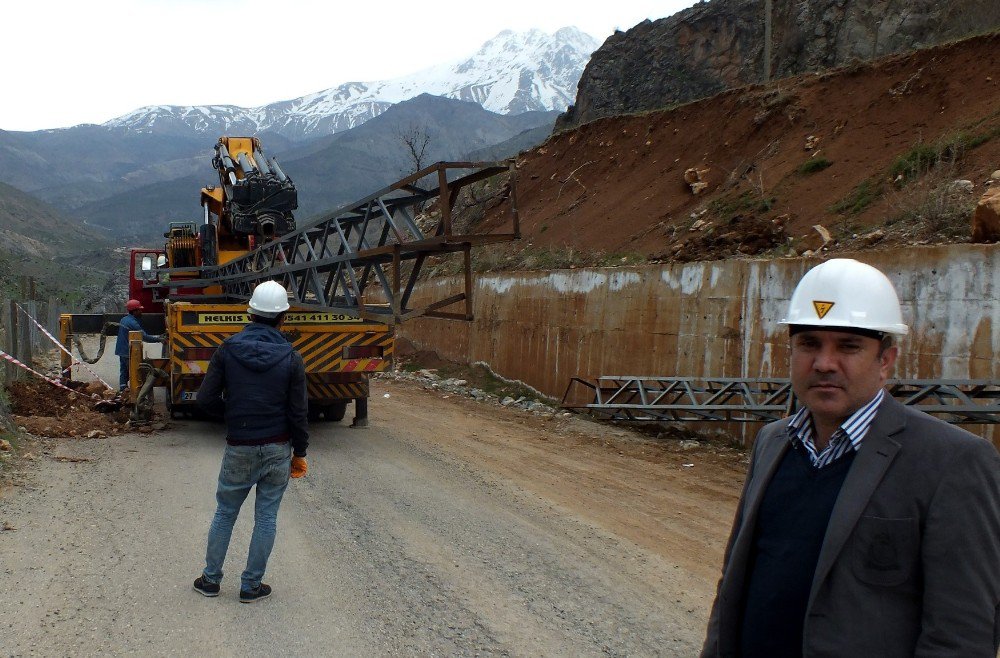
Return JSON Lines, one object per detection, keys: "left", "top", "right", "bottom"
{"left": 398, "top": 245, "right": 1000, "bottom": 444}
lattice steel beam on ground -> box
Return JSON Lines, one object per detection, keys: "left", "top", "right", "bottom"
{"left": 153, "top": 161, "right": 518, "bottom": 324}
{"left": 561, "top": 376, "right": 1000, "bottom": 425}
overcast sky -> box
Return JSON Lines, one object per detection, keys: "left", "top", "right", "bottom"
{"left": 3, "top": 0, "right": 698, "bottom": 132}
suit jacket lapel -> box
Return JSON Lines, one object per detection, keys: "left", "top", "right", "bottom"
{"left": 807, "top": 395, "right": 906, "bottom": 607}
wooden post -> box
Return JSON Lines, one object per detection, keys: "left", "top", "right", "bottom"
{"left": 18, "top": 301, "right": 32, "bottom": 370}
{"left": 6, "top": 301, "right": 19, "bottom": 381}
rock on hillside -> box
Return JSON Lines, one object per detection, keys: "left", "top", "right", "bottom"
{"left": 557, "top": 0, "right": 1000, "bottom": 130}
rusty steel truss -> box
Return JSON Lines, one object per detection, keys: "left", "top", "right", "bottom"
{"left": 157, "top": 161, "right": 518, "bottom": 323}
{"left": 561, "top": 376, "right": 1000, "bottom": 425}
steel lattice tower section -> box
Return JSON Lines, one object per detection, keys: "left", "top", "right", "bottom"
{"left": 157, "top": 161, "right": 519, "bottom": 324}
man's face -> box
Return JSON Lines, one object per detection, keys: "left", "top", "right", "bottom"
{"left": 790, "top": 329, "right": 897, "bottom": 426}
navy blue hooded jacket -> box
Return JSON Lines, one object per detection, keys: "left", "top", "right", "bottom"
{"left": 196, "top": 322, "right": 309, "bottom": 456}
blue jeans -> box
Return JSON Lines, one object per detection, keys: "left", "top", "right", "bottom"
{"left": 202, "top": 443, "right": 291, "bottom": 592}
{"left": 118, "top": 356, "right": 129, "bottom": 390}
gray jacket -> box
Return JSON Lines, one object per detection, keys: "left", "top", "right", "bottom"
{"left": 702, "top": 395, "right": 1000, "bottom": 657}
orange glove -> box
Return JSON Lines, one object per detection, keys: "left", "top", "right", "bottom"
{"left": 290, "top": 455, "right": 308, "bottom": 478}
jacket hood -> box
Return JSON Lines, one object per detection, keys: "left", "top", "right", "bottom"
{"left": 224, "top": 323, "right": 293, "bottom": 372}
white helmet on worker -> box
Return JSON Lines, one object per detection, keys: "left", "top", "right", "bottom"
{"left": 247, "top": 280, "right": 290, "bottom": 317}
{"left": 779, "top": 258, "right": 908, "bottom": 337}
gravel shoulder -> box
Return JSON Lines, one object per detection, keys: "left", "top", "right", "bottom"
{"left": 0, "top": 374, "right": 746, "bottom": 656}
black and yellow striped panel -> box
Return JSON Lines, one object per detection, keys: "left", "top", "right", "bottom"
{"left": 171, "top": 332, "right": 228, "bottom": 348}
{"left": 293, "top": 332, "right": 393, "bottom": 373}
{"left": 307, "top": 380, "right": 369, "bottom": 401}
{"left": 169, "top": 332, "right": 227, "bottom": 375}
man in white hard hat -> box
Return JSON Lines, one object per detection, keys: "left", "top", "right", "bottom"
{"left": 191, "top": 280, "right": 309, "bottom": 603}
{"left": 702, "top": 258, "right": 1000, "bottom": 657}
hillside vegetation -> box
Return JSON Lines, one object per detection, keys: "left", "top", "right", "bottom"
{"left": 0, "top": 181, "right": 121, "bottom": 305}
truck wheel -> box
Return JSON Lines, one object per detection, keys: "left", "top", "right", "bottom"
{"left": 326, "top": 401, "right": 348, "bottom": 422}
{"left": 308, "top": 403, "right": 323, "bottom": 422}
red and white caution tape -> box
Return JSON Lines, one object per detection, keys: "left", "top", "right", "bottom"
{"left": 15, "top": 303, "right": 112, "bottom": 390}
{"left": 0, "top": 347, "right": 98, "bottom": 400}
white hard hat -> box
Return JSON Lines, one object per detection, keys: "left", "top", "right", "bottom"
{"left": 779, "top": 258, "right": 908, "bottom": 336}
{"left": 247, "top": 280, "right": 290, "bottom": 317}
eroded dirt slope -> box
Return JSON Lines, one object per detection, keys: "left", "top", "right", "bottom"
{"left": 482, "top": 31, "right": 1000, "bottom": 264}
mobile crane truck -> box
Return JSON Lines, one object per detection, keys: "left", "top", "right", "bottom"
{"left": 60, "top": 136, "right": 519, "bottom": 425}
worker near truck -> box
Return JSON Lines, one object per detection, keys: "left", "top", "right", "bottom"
{"left": 114, "top": 299, "right": 161, "bottom": 391}
{"left": 192, "top": 280, "right": 309, "bottom": 603}
{"left": 702, "top": 258, "right": 1000, "bottom": 657}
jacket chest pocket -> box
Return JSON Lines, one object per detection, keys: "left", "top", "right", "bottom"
{"left": 851, "top": 516, "right": 919, "bottom": 587}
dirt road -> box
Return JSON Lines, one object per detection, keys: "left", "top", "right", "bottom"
{"left": 0, "top": 375, "right": 746, "bottom": 656}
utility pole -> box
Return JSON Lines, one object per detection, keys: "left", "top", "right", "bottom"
{"left": 763, "top": 0, "right": 774, "bottom": 82}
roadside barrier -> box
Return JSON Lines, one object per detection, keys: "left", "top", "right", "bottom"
{"left": 0, "top": 346, "right": 98, "bottom": 399}
{"left": 15, "top": 303, "right": 112, "bottom": 390}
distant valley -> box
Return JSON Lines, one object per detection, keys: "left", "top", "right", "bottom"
{"left": 0, "top": 27, "right": 594, "bottom": 253}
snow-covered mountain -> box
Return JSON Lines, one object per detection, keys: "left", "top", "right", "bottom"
{"left": 106, "top": 27, "right": 598, "bottom": 141}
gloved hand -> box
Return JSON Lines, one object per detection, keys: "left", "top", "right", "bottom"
{"left": 290, "top": 455, "right": 308, "bottom": 478}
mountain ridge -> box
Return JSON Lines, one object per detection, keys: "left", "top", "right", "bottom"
{"left": 105, "top": 27, "right": 597, "bottom": 141}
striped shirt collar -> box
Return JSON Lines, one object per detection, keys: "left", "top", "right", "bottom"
{"left": 786, "top": 389, "right": 886, "bottom": 468}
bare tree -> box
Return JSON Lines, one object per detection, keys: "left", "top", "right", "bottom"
{"left": 397, "top": 124, "right": 433, "bottom": 175}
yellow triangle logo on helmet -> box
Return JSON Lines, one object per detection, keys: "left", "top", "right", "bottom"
{"left": 813, "top": 300, "right": 835, "bottom": 319}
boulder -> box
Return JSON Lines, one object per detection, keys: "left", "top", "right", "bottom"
{"left": 793, "top": 224, "right": 833, "bottom": 253}
{"left": 971, "top": 187, "right": 1000, "bottom": 243}
{"left": 684, "top": 166, "right": 711, "bottom": 194}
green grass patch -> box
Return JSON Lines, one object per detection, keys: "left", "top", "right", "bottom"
{"left": 890, "top": 143, "right": 938, "bottom": 182}
{"left": 831, "top": 179, "right": 884, "bottom": 216}
{"left": 796, "top": 158, "right": 833, "bottom": 175}
{"left": 890, "top": 127, "right": 999, "bottom": 185}
{"left": 707, "top": 191, "right": 776, "bottom": 218}
{"left": 708, "top": 191, "right": 757, "bottom": 218}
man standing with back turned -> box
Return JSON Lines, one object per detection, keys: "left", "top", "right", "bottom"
{"left": 192, "top": 280, "right": 309, "bottom": 603}
{"left": 702, "top": 258, "right": 1000, "bottom": 657}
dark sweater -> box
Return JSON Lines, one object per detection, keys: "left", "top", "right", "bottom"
{"left": 738, "top": 444, "right": 856, "bottom": 657}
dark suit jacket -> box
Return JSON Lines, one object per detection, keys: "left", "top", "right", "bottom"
{"left": 702, "top": 395, "right": 1000, "bottom": 657}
